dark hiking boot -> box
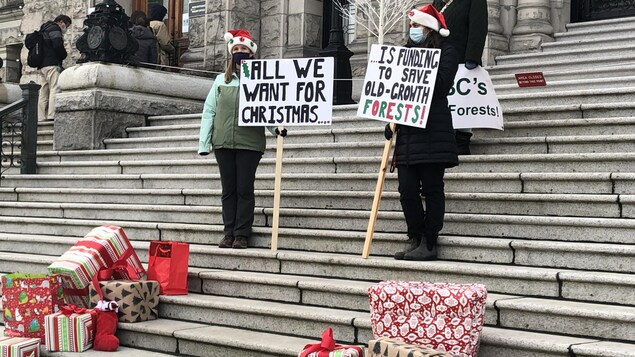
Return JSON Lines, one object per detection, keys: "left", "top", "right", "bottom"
{"left": 404, "top": 241, "right": 438, "bottom": 261}
{"left": 394, "top": 236, "right": 421, "bottom": 260}
{"left": 232, "top": 235, "right": 248, "bottom": 249}
{"left": 456, "top": 131, "right": 473, "bottom": 155}
{"left": 218, "top": 235, "right": 234, "bottom": 248}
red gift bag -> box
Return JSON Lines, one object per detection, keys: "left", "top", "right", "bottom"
{"left": 147, "top": 241, "right": 189, "bottom": 295}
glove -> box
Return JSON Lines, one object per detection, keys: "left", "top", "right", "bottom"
{"left": 384, "top": 124, "right": 393, "bottom": 140}
{"left": 275, "top": 128, "right": 287, "bottom": 137}
{"left": 465, "top": 60, "right": 478, "bottom": 70}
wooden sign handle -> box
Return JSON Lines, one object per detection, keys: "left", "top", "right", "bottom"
{"left": 362, "top": 123, "right": 396, "bottom": 258}
{"left": 271, "top": 125, "right": 285, "bottom": 251}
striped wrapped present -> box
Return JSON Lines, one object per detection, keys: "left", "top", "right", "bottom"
{"left": 0, "top": 337, "right": 40, "bottom": 357}
{"left": 44, "top": 306, "right": 96, "bottom": 352}
{"left": 48, "top": 225, "right": 146, "bottom": 308}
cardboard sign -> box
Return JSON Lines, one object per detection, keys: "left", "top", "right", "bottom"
{"left": 239, "top": 57, "right": 334, "bottom": 126}
{"left": 515, "top": 72, "right": 546, "bottom": 87}
{"left": 357, "top": 44, "right": 440, "bottom": 129}
{"left": 448, "top": 66, "right": 504, "bottom": 130}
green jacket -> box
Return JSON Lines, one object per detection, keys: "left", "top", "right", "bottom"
{"left": 433, "top": 0, "right": 488, "bottom": 65}
{"left": 198, "top": 73, "right": 274, "bottom": 154}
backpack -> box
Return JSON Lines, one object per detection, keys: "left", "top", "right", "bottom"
{"left": 25, "top": 30, "right": 44, "bottom": 68}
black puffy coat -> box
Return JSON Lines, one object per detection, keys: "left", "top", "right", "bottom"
{"left": 433, "top": 0, "right": 488, "bottom": 65}
{"left": 39, "top": 21, "right": 67, "bottom": 68}
{"left": 130, "top": 25, "right": 158, "bottom": 65}
{"left": 394, "top": 39, "right": 459, "bottom": 168}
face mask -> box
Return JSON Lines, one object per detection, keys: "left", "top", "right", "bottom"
{"left": 409, "top": 28, "right": 425, "bottom": 44}
{"left": 232, "top": 52, "right": 251, "bottom": 66}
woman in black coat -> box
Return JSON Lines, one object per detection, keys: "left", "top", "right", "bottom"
{"left": 129, "top": 11, "right": 158, "bottom": 67}
{"left": 387, "top": 5, "right": 459, "bottom": 261}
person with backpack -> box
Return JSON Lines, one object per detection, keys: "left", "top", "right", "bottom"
{"left": 129, "top": 11, "right": 158, "bottom": 67}
{"left": 148, "top": 4, "right": 175, "bottom": 67}
{"left": 35, "top": 15, "right": 71, "bottom": 121}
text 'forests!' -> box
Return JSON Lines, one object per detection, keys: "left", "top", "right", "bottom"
{"left": 376, "top": 46, "right": 440, "bottom": 69}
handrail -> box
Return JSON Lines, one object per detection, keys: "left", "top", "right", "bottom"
{"left": 1, "top": 82, "right": 41, "bottom": 180}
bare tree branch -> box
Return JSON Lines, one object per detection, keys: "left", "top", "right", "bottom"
{"left": 335, "top": 0, "right": 419, "bottom": 44}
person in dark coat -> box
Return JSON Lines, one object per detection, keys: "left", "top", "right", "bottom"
{"left": 433, "top": 0, "right": 488, "bottom": 155}
{"left": 386, "top": 5, "right": 459, "bottom": 261}
{"left": 38, "top": 14, "right": 71, "bottom": 121}
{"left": 129, "top": 11, "right": 158, "bottom": 66}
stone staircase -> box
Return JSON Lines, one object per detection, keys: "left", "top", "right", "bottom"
{"left": 1, "top": 16, "right": 635, "bottom": 357}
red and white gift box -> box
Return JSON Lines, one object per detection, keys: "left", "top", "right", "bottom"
{"left": 369, "top": 281, "right": 487, "bottom": 357}
{"left": 0, "top": 337, "right": 40, "bottom": 357}
{"left": 47, "top": 225, "right": 146, "bottom": 308}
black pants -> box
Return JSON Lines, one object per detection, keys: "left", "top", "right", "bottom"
{"left": 397, "top": 163, "right": 446, "bottom": 247}
{"left": 214, "top": 149, "right": 262, "bottom": 238}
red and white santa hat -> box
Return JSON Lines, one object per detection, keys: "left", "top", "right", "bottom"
{"left": 408, "top": 5, "right": 450, "bottom": 37}
{"left": 224, "top": 29, "right": 258, "bottom": 54}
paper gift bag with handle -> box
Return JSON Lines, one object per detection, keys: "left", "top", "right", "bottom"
{"left": 147, "top": 241, "right": 189, "bottom": 295}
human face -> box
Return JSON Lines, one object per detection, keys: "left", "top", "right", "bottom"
{"left": 231, "top": 44, "right": 253, "bottom": 68}
{"left": 409, "top": 21, "right": 432, "bottom": 36}
{"left": 57, "top": 21, "right": 68, "bottom": 34}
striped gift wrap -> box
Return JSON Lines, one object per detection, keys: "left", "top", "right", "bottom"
{"left": 44, "top": 312, "right": 94, "bottom": 352}
{"left": 47, "top": 225, "right": 146, "bottom": 307}
{"left": 0, "top": 337, "right": 40, "bottom": 357}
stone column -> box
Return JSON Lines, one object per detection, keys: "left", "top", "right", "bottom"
{"left": 510, "top": 0, "right": 554, "bottom": 52}
{"left": 202, "top": 0, "right": 261, "bottom": 73}
{"left": 483, "top": 0, "right": 508, "bottom": 65}
{"left": 0, "top": 0, "right": 23, "bottom": 82}
{"left": 550, "top": 0, "right": 570, "bottom": 34}
{"left": 259, "top": 0, "right": 286, "bottom": 59}
{"left": 500, "top": 0, "right": 518, "bottom": 37}
{"left": 285, "top": 0, "right": 323, "bottom": 58}
{"left": 181, "top": 0, "right": 207, "bottom": 70}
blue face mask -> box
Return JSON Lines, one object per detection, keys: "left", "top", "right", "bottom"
{"left": 409, "top": 28, "right": 425, "bottom": 44}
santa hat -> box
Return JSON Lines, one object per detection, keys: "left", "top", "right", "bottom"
{"left": 408, "top": 5, "right": 450, "bottom": 37}
{"left": 224, "top": 29, "right": 258, "bottom": 54}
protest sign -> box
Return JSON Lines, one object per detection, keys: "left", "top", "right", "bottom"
{"left": 448, "top": 66, "right": 504, "bottom": 130}
{"left": 239, "top": 57, "right": 334, "bottom": 126}
{"left": 357, "top": 44, "right": 440, "bottom": 129}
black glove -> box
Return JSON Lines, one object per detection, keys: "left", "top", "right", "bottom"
{"left": 465, "top": 60, "right": 478, "bottom": 70}
{"left": 275, "top": 128, "right": 287, "bottom": 137}
{"left": 384, "top": 124, "right": 393, "bottom": 140}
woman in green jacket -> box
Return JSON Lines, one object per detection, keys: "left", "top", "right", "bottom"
{"left": 198, "top": 29, "right": 284, "bottom": 249}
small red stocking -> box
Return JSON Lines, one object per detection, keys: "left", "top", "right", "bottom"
{"left": 93, "top": 300, "right": 120, "bottom": 352}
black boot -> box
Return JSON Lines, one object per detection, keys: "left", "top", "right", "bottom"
{"left": 403, "top": 240, "right": 437, "bottom": 261}
{"left": 455, "top": 131, "right": 472, "bottom": 155}
{"left": 394, "top": 236, "right": 421, "bottom": 260}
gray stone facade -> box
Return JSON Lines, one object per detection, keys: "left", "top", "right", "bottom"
{"left": 0, "top": 0, "right": 574, "bottom": 82}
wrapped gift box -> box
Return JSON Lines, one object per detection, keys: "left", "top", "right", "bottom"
{"left": 368, "top": 337, "right": 453, "bottom": 357}
{"left": 88, "top": 280, "right": 159, "bottom": 323}
{"left": 369, "top": 281, "right": 487, "bottom": 357}
{"left": 44, "top": 309, "right": 95, "bottom": 352}
{"left": 48, "top": 225, "right": 146, "bottom": 307}
{"left": 298, "top": 328, "right": 363, "bottom": 357}
{"left": 0, "top": 337, "right": 40, "bottom": 357}
{"left": 1, "top": 274, "right": 65, "bottom": 342}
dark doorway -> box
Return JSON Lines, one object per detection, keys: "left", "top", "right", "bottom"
{"left": 571, "top": 0, "right": 635, "bottom": 22}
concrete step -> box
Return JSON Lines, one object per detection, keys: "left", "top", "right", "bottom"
{"left": 558, "top": 17, "right": 635, "bottom": 41}
{"left": 490, "top": 64, "right": 635, "bottom": 86}
{"left": 475, "top": 117, "right": 635, "bottom": 138}
{"left": 503, "top": 102, "right": 635, "bottom": 122}
{"left": 499, "top": 87, "right": 635, "bottom": 109}
{"left": 116, "top": 319, "right": 635, "bottom": 357}
{"left": 3, "top": 171, "right": 633, "bottom": 195}
{"left": 0, "top": 186, "right": 623, "bottom": 219}
{"left": 494, "top": 75, "right": 635, "bottom": 95}
{"left": 487, "top": 52, "right": 635, "bottom": 76}
{"left": 472, "top": 134, "right": 635, "bottom": 155}
{"left": 544, "top": 32, "right": 635, "bottom": 53}
{"left": 494, "top": 42, "right": 635, "bottom": 67}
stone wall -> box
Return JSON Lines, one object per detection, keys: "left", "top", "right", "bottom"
{"left": 0, "top": 0, "right": 23, "bottom": 82}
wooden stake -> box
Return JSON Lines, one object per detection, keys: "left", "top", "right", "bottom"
{"left": 362, "top": 123, "right": 396, "bottom": 258}
{"left": 271, "top": 126, "right": 285, "bottom": 251}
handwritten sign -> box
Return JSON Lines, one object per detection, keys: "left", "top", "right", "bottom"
{"left": 448, "top": 66, "right": 503, "bottom": 130}
{"left": 357, "top": 44, "right": 440, "bottom": 129}
{"left": 239, "top": 57, "right": 334, "bottom": 126}
{"left": 515, "top": 72, "right": 546, "bottom": 87}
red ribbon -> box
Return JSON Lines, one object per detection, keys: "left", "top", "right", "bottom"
{"left": 61, "top": 304, "right": 88, "bottom": 316}
{"left": 299, "top": 328, "right": 357, "bottom": 357}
